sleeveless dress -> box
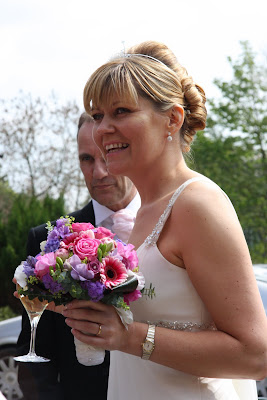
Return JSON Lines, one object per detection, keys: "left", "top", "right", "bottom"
{"left": 107, "top": 177, "right": 258, "bottom": 400}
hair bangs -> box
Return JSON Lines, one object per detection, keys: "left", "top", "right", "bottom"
{"left": 84, "top": 61, "right": 140, "bottom": 113}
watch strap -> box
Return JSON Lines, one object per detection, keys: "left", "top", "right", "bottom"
{"left": 141, "top": 324, "right": 156, "bottom": 360}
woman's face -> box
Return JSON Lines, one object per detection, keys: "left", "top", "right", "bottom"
{"left": 91, "top": 96, "right": 169, "bottom": 177}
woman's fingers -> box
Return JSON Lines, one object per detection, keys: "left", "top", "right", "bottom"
{"left": 62, "top": 307, "right": 104, "bottom": 323}
{"left": 46, "top": 301, "right": 66, "bottom": 314}
{"left": 65, "top": 299, "right": 106, "bottom": 311}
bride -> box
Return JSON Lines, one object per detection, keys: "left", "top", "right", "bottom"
{"left": 62, "top": 41, "right": 267, "bottom": 399}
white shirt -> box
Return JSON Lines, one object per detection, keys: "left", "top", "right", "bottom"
{"left": 92, "top": 192, "right": 141, "bottom": 230}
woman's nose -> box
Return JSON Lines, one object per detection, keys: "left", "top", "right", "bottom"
{"left": 93, "top": 159, "right": 108, "bottom": 179}
{"left": 95, "top": 115, "right": 115, "bottom": 135}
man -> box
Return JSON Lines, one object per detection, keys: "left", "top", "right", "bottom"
{"left": 17, "top": 112, "right": 140, "bottom": 400}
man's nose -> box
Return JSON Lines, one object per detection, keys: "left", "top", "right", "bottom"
{"left": 93, "top": 159, "right": 108, "bottom": 179}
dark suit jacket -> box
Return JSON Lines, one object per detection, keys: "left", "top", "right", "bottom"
{"left": 17, "top": 202, "right": 110, "bottom": 400}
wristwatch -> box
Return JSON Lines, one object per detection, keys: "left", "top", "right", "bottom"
{"left": 141, "top": 324, "right": 156, "bottom": 360}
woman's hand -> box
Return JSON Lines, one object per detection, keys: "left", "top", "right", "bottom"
{"left": 62, "top": 300, "right": 128, "bottom": 351}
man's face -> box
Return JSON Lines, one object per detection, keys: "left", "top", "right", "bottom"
{"left": 78, "top": 121, "right": 136, "bottom": 211}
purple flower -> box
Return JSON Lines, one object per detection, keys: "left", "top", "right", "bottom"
{"left": 44, "top": 238, "right": 60, "bottom": 253}
{"left": 68, "top": 255, "right": 94, "bottom": 281}
{"left": 71, "top": 264, "right": 94, "bottom": 281}
{"left": 57, "top": 225, "right": 71, "bottom": 239}
{"left": 23, "top": 264, "right": 35, "bottom": 278}
{"left": 81, "top": 280, "right": 105, "bottom": 302}
{"left": 25, "top": 256, "right": 37, "bottom": 267}
{"left": 56, "top": 218, "right": 69, "bottom": 228}
{"left": 42, "top": 273, "right": 64, "bottom": 294}
{"left": 47, "top": 229, "right": 59, "bottom": 241}
{"left": 23, "top": 256, "right": 37, "bottom": 278}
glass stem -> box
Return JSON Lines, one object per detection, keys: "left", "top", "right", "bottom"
{"left": 28, "top": 315, "right": 40, "bottom": 355}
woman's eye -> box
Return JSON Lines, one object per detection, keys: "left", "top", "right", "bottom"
{"left": 116, "top": 108, "right": 130, "bottom": 115}
{"left": 92, "top": 113, "right": 103, "bottom": 121}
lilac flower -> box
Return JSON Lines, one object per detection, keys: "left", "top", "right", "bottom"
{"left": 81, "top": 280, "right": 105, "bottom": 302}
{"left": 47, "top": 229, "right": 60, "bottom": 241}
{"left": 67, "top": 255, "right": 94, "bottom": 281}
{"left": 22, "top": 256, "right": 36, "bottom": 278}
{"left": 57, "top": 224, "right": 71, "bottom": 239}
{"left": 71, "top": 263, "right": 94, "bottom": 281}
{"left": 44, "top": 238, "right": 60, "bottom": 253}
{"left": 56, "top": 218, "right": 69, "bottom": 229}
{"left": 42, "top": 273, "right": 64, "bottom": 294}
{"left": 25, "top": 256, "right": 37, "bottom": 268}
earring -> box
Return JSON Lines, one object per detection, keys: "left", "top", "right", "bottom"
{"left": 167, "top": 132, "right": 172, "bottom": 142}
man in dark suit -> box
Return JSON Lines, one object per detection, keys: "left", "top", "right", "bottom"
{"left": 16, "top": 112, "right": 140, "bottom": 400}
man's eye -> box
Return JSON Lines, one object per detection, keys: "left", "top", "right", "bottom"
{"left": 81, "top": 155, "right": 93, "bottom": 162}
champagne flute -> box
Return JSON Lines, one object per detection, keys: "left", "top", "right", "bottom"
{"left": 14, "top": 285, "right": 50, "bottom": 362}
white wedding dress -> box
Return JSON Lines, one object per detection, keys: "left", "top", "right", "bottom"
{"left": 107, "top": 177, "right": 258, "bottom": 400}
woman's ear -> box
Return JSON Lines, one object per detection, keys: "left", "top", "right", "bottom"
{"left": 167, "top": 104, "right": 184, "bottom": 133}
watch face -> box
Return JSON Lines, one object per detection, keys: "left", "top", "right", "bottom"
{"left": 144, "top": 341, "right": 153, "bottom": 351}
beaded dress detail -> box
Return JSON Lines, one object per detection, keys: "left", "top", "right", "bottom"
{"left": 107, "top": 177, "right": 257, "bottom": 400}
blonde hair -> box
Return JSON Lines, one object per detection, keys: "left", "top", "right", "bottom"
{"left": 83, "top": 41, "right": 207, "bottom": 152}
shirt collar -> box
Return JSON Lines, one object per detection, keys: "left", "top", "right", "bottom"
{"left": 92, "top": 192, "right": 141, "bottom": 226}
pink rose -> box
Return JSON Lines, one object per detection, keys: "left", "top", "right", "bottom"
{"left": 73, "top": 235, "right": 100, "bottom": 261}
{"left": 35, "top": 252, "right": 56, "bottom": 278}
{"left": 54, "top": 248, "right": 69, "bottom": 261}
{"left": 72, "top": 222, "right": 95, "bottom": 233}
{"left": 95, "top": 226, "right": 115, "bottom": 239}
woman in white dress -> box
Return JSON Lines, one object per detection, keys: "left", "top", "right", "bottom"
{"left": 62, "top": 41, "right": 267, "bottom": 399}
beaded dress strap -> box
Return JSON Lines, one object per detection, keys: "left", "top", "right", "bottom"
{"left": 144, "top": 177, "right": 211, "bottom": 247}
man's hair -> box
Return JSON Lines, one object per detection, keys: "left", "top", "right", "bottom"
{"left": 77, "top": 112, "right": 94, "bottom": 139}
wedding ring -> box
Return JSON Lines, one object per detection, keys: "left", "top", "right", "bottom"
{"left": 96, "top": 323, "right": 102, "bottom": 336}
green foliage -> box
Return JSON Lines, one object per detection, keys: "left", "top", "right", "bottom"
{"left": 0, "top": 305, "right": 19, "bottom": 321}
{"left": 97, "top": 243, "right": 114, "bottom": 262}
{"left": 141, "top": 282, "right": 156, "bottom": 300}
{"left": 0, "top": 193, "right": 65, "bottom": 310}
{"left": 191, "top": 41, "right": 267, "bottom": 262}
{"left": 0, "top": 181, "right": 16, "bottom": 223}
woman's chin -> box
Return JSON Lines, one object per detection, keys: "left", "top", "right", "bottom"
{"left": 107, "top": 161, "right": 129, "bottom": 177}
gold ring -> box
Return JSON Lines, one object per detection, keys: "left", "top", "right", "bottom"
{"left": 96, "top": 324, "right": 102, "bottom": 336}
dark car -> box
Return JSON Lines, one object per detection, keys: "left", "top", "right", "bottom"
{"left": 0, "top": 316, "right": 23, "bottom": 399}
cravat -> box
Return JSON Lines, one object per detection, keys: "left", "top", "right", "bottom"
{"left": 111, "top": 209, "right": 136, "bottom": 243}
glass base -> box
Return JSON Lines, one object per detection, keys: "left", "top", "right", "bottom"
{"left": 14, "top": 354, "right": 50, "bottom": 363}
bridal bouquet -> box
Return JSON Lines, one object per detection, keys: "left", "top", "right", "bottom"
{"left": 14, "top": 216, "right": 145, "bottom": 365}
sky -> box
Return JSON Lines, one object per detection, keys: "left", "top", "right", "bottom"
{"left": 0, "top": 0, "right": 267, "bottom": 110}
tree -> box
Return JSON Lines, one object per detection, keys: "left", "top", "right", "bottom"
{"left": 0, "top": 179, "right": 16, "bottom": 223}
{"left": 0, "top": 92, "right": 88, "bottom": 210}
{"left": 192, "top": 41, "right": 267, "bottom": 262}
{"left": 0, "top": 193, "right": 65, "bottom": 311}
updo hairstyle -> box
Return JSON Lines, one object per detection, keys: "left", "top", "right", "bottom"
{"left": 83, "top": 41, "right": 207, "bottom": 152}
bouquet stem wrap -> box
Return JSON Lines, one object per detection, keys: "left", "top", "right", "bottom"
{"left": 74, "top": 308, "right": 133, "bottom": 366}
{"left": 74, "top": 337, "right": 105, "bottom": 366}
